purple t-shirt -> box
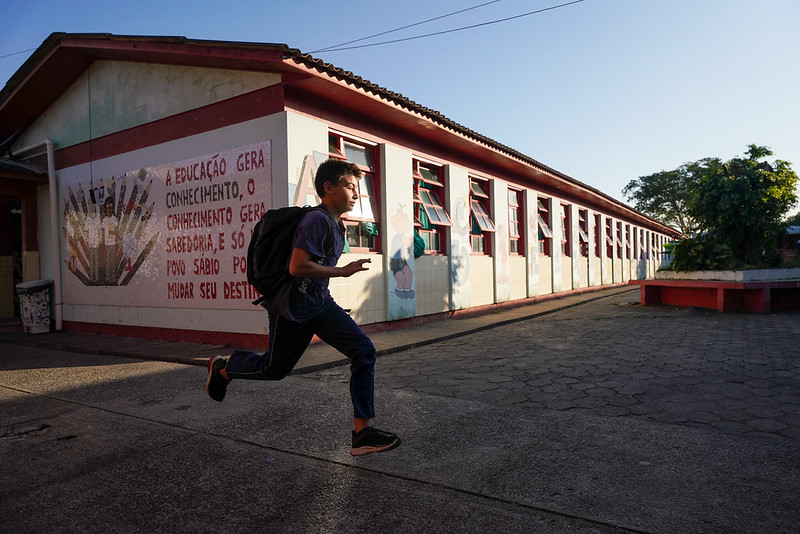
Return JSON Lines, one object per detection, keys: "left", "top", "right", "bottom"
{"left": 276, "top": 205, "right": 345, "bottom": 322}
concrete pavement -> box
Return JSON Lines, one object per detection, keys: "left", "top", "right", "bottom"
{"left": 1, "top": 286, "right": 799, "bottom": 533}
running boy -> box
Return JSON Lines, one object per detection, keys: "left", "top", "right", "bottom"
{"left": 205, "top": 159, "right": 400, "bottom": 456}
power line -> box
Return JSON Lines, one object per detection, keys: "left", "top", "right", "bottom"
{"left": 310, "top": 0, "right": 504, "bottom": 54}
{"left": 0, "top": 48, "right": 37, "bottom": 61}
{"left": 312, "top": 0, "right": 585, "bottom": 53}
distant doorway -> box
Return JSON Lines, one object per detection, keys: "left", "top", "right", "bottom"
{"left": 1, "top": 199, "right": 23, "bottom": 318}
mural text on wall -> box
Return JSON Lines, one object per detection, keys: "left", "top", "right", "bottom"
{"left": 61, "top": 141, "right": 271, "bottom": 309}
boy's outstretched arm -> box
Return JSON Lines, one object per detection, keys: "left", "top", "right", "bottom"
{"left": 288, "top": 248, "right": 370, "bottom": 279}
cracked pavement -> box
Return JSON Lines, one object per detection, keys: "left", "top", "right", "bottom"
{"left": 307, "top": 291, "right": 800, "bottom": 440}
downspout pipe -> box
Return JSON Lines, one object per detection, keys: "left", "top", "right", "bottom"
{"left": 12, "top": 139, "right": 62, "bottom": 331}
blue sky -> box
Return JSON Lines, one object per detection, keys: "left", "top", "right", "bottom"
{"left": 2, "top": 0, "right": 798, "bottom": 214}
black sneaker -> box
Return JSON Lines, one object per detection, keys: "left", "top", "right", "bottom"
{"left": 350, "top": 426, "right": 401, "bottom": 456}
{"left": 205, "top": 355, "right": 230, "bottom": 402}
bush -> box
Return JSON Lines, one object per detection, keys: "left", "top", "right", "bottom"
{"left": 666, "top": 235, "right": 739, "bottom": 272}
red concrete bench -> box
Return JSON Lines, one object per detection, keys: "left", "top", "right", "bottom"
{"left": 630, "top": 278, "right": 800, "bottom": 313}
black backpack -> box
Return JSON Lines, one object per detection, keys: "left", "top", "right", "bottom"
{"left": 246, "top": 205, "right": 332, "bottom": 307}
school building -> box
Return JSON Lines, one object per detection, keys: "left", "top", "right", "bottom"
{"left": 0, "top": 33, "right": 680, "bottom": 345}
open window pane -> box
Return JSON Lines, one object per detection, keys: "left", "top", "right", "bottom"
{"left": 470, "top": 181, "right": 488, "bottom": 198}
{"left": 508, "top": 190, "right": 519, "bottom": 207}
{"left": 470, "top": 199, "right": 496, "bottom": 232}
{"left": 344, "top": 141, "right": 373, "bottom": 168}
{"left": 344, "top": 175, "right": 376, "bottom": 222}
{"left": 538, "top": 214, "right": 553, "bottom": 238}
{"left": 328, "top": 134, "right": 345, "bottom": 158}
{"left": 357, "top": 176, "right": 375, "bottom": 220}
{"left": 417, "top": 166, "right": 443, "bottom": 186}
{"left": 419, "top": 189, "right": 451, "bottom": 226}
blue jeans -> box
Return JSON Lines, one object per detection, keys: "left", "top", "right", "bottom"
{"left": 225, "top": 300, "right": 376, "bottom": 419}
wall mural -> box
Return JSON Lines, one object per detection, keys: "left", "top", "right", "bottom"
{"left": 64, "top": 169, "right": 157, "bottom": 286}
{"left": 384, "top": 202, "right": 415, "bottom": 320}
{"left": 60, "top": 141, "right": 271, "bottom": 309}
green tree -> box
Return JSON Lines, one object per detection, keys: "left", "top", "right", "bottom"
{"left": 622, "top": 164, "right": 701, "bottom": 235}
{"left": 688, "top": 144, "right": 798, "bottom": 266}
{"left": 785, "top": 211, "right": 800, "bottom": 226}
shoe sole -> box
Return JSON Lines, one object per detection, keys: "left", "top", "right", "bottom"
{"left": 350, "top": 438, "right": 401, "bottom": 456}
{"left": 205, "top": 355, "right": 224, "bottom": 401}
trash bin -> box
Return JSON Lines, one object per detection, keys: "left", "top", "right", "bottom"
{"left": 16, "top": 280, "right": 53, "bottom": 334}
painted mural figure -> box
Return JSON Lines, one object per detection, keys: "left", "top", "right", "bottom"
{"left": 100, "top": 197, "right": 118, "bottom": 284}
{"left": 390, "top": 207, "right": 415, "bottom": 299}
{"left": 63, "top": 172, "right": 158, "bottom": 286}
{"left": 205, "top": 159, "right": 401, "bottom": 456}
{"left": 84, "top": 203, "right": 101, "bottom": 282}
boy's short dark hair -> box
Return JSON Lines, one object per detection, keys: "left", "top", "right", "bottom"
{"left": 315, "top": 159, "right": 362, "bottom": 198}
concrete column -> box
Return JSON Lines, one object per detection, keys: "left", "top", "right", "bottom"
{"left": 570, "top": 203, "right": 580, "bottom": 289}
{"left": 524, "top": 189, "right": 539, "bottom": 297}
{"left": 600, "top": 214, "right": 611, "bottom": 285}
{"left": 622, "top": 223, "right": 630, "bottom": 283}
{"left": 381, "top": 144, "right": 415, "bottom": 321}
{"left": 446, "top": 165, "right": 471, "bottom": 311}
{"left": 550, "top": 196, "right": 562, "bottom": 293}
{"left": 492, "top": 179, "right": 510, "bottom": 303}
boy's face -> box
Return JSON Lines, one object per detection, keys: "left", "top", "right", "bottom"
{"left": 324, "top": 174, "right": 360, "bottom": 216}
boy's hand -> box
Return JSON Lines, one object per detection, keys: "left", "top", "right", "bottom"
{"left": 341, "top": 258, "right": 371, "bottom": 277}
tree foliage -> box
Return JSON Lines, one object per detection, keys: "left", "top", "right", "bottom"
{"left": 622, "top": 166, "right": 698, "bottom": 235}
{"left": 628, "top": 144, "right": 798, "bottom": 271}
{"left": 687, "top": 144, "right": 798, "bottom": 266}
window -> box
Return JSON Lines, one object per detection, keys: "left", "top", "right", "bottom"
{"left": 508, "top": 189, "right": 522, "bottom": 254}
{"left": 329, "top": 132, "right": 380, "bottom": 252}
{"left": 651, "top": 233, "right": 656, "bottom": 262}
{"left": 605, "top": 218, "right": 614, "bottom": 258}
{"left": 625, "top": 224, "right": 632, "bottom": 259}
{"left": 594, "top": 214, "right": 602, "bottom": 257}
{"left": 578, "top": 209, "right": 590, "bottom": 257}
{"left": 413, "top": 159, "right": 451, "bottom": 254}
{"left": 639, "top": 229, "right": 644, "bottom": 258}
{"left": 469, "top": 178, "right": 495, "bottom": 254}
{"left": 537, "top": 197, "right": 553, "bottom": 256}
{"left": 616, "top": 222, "right": 623, "bottom": 259}
{"left": 560, "top": 204, "right": 571, "bottom": 257}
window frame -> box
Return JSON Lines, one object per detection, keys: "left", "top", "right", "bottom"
{"left": 578, "top": 209, "right": 590, "bottom": 257}
{"left": 594, "top": 214, "right": 602, "bottom": 257}
{"left": 626, "top": 224, "right": 632, "bottom": 259}
{"left": 560, "top": 203, "right": 571, "bottom": 257}
{"left": 413, "top": 159, "right": 451, "bottom": 255}
{"left": 508, "top": 188, "right": 523, "bottom": 255}
{"left": 328, "top": 132, "right": 381, "bottom": 253}
{"left": 469, "top": 177, "right": 495, "bottom": 255}
{"left": 537, "top": 197, "right": 553, "bottom": 257}
{"left": 606, "top": 219, "right": 615, "bottom": 258}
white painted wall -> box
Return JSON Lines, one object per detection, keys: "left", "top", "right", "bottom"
{"left": 524, "top": 189, "right": 539, "bottom": 297}
{"left": 17, "top": 61, "right": 280, "bottom": 151}
{"left": 492, "top": 179, "right": 510, "bottom": 303}
{"left": 55, "top": 115, "right": 285, "bottom": 336}
{"left": 509, "top": 256, "right": 527, "bottom": 300}
{"left": 447, "top": 164, "right": 471, "bottom": 311}
{"left": 550, "top": 196, "right": 562, "bottom": 293}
